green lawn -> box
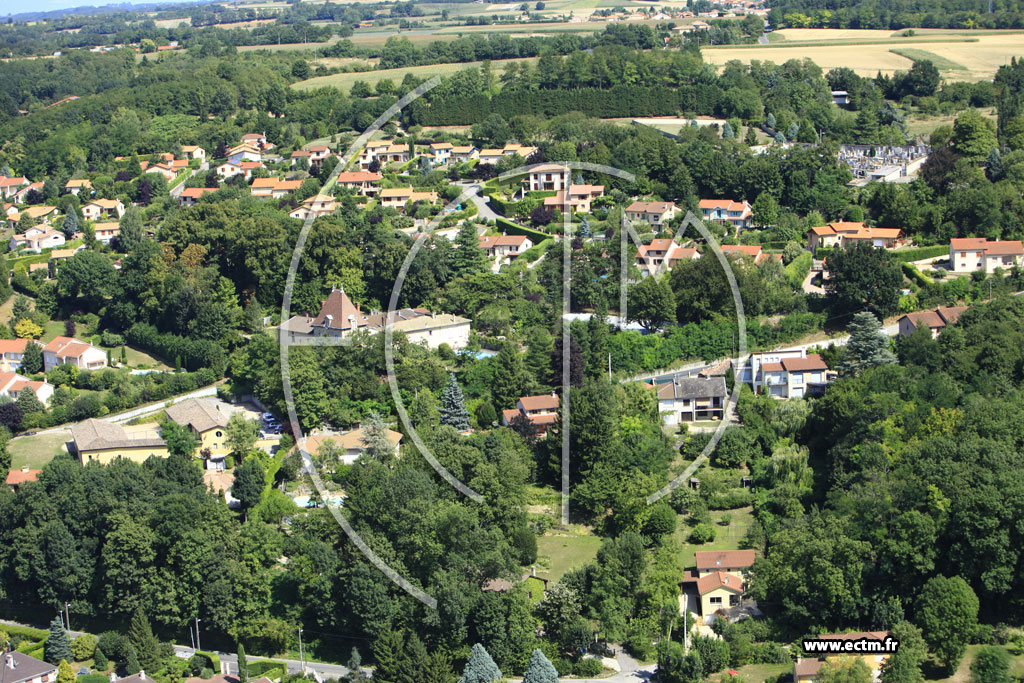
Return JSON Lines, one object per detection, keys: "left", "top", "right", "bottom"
{"left": 9, "top": 430, "right": 70, "bottom": 469}
{"left": 674, "top": 506, "right": 754, "bottom": 569}
{"left": 41, "top": 320, "right": 65, "bottom": 342}
{"left": 117, "top": 345, "right": 169, "bottom": 369}
{"left": 732, "top": 662, "right": 791, "bottom": 682}
{"left": 535, "top": 532, "right": 604, "bottom": 582}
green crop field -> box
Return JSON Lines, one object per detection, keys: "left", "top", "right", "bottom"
{"left": 891, "top": 47, "right": 969, "bottom": 70}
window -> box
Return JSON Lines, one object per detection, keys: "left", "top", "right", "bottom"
{"left": 709, "top": 596, "right": 722, "bottom": 605}
{"left": 216, "top": 431, "right": 223, "bottom": 437}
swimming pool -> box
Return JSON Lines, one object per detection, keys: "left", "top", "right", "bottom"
{"left": 291, "top": 494, "right": 345, "bottom": 508}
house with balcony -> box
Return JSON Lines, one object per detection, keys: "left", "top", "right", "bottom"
{"left": 626, "top": 200, "right": 678, "bottom": 226}
{"left": 379, "top": 144, "right": 411, "bottom": 164}
{"left": 748, "top": 350, "right": 832, "bottom": 399}
{"left": 479, "top": 234, "right": 533, "bottom": 264}
{"left": 10, "top": 226, "right": 65, "bottom": 252}
{"left": 636, "top": 239, "right": 699, "bottom": 277}
{"left": 655, "top": 375, "right": 726, "bottom": 424}
{"left": 42, "top": 336, "right": 107, "bottom": 371}
{"left": 526, "top": 164, "right": 569, "bottom": 192}
{"left": 308, "top": 145, "right": 332, "bottom": 165}
{"left": 226, "top": 143, "right": 261, "bottom": 164}
{"left": 949, "top": 237, "right": 1024, "bottom": 273}
{"left": 379, "top": 187, "right": 438, "bottom": 212}
{"left": 358, "top": 140, "right": 392, "bottom": 169}
{"left": 542, "top": 184, "right": 605, "bottom": 213}
{"left": 429, "top": 142, "right": 453, "bottom": 165}
{"left": 451, "top": 146, "right": 479, "bottom": 163}
{"left": 807, "top": 222, "right": 904, "bottom": 251}
{"left": 699, "top": 199, "right": 753, "bottom": 232}
{"left": 501, "top": 393, "right": 559, "bottom": 437}
{"left": 81, "top": 199, "right": 125, "bottom": 221}
{"left": 335, "top": 171, "right": 382, "bottom": 195}
{"left": 289, "top": 194, "right": 336, "bottom": 221}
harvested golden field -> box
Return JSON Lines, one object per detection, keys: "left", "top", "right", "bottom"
{"left": 704, "top": 32, "right": 1024, "bottom": 79}
{"left": 773, "top": 28, "right": 896, "bottom": 41}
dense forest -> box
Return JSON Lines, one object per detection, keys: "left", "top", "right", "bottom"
{"left": 768, "top": 0, "right": 1024, "bottom": 29}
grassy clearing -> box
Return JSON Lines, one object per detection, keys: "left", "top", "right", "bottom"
{"left": 891, "top": 47, "right": 968, "bottom": 70}
{"left": 9, "top": 430, "right": 70, "bottom": 469}
{"left": 674, "top": 506, "right": 754, "bottom": 569}
{"left": 41, "top": 320, "right": 64, "bottom": 342}
{"left": 237, "top": 36, "right": 342, "bottom": 53}
{"left": 903, "top": 108, "right": 996, "bottom": 137}
{"left": 292, "top": 56, "right": 537, "bottom": 93}
{"left": 536, "top": 532, "right": 604, "bottom": 581}
{"left": 925, "top": 644, "right": 1024, "bottom": 683}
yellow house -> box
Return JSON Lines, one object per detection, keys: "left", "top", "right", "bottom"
{"left": 71, "top": 419, "right": 169, "bottom": 464}
{"left": 794, "top": 632, "right": 892, "bottom": 683}
{"left": 165, "top": 398, "right": 231, "bottom": 459}
{"left": 697, "top": 571, "right": 744, "bottom": 617}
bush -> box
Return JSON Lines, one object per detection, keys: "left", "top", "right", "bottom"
{"left": 689, "top": 523, "right": 716, "bottom": 544}
{"left": 125, "top": 323, "right": 224, "bottom": 373}
{"left": 707, "top": 490, "right": 754, "bottom": 510}
{"left": 573, "top": 658, "right": 603, "bottom": 677}
{"left": 100, "top": 331, "right": 125, "bottom": 347}
{"left": 71, "top": 634, "right": 97, "bottom": 662}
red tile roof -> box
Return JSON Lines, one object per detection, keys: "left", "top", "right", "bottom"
{"left": 695, "top": 549, "right": 756, "bottom": 571}
{"left": 780, "top": 354, "right": 828, "bottom": 372}
{"left": 518, "top": 394, "right": 559, "bottom": 411}
{"left": 696, "top": 571, "right": 744, "bottom": 595}
{"left": 6, "top": 468, "right": 41, "bottom": 486}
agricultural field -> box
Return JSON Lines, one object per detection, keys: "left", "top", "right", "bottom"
{"left": 292, "top": 56, "right": 537, "bottom": 93}
{"left": 703, "top": 32, "right": 1024, "bottom": 80}
{"left": 238, "top": 35, "right": 343, "bottom": 52}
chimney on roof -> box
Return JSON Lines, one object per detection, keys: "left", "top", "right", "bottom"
{"left": 7, "top": 654, "right": 16, "bottom": 670}
{"left": 140, "top": 672, "right": 145, "bottom": 680}
{"left": 21, "top": 465, "right": 28, "bottom": 473}
{"left": 532, "top": 565, "right": 536, "bottom": 577}
{"left": 108, "top": 674, "right": 115, "bottom": 683}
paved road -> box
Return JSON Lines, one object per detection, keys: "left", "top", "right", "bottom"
{"left": 459, "top": 182, "right": 502, "bottom": 222}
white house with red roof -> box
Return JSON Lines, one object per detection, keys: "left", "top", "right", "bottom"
{"left": 9, "top": 226, "right": 65, "bottom": 253}
{"left": 542, "top": 184, "right": 604, "bottom": 214}
{"left": 501, "top": 393, "right": 560, "bottom": 437}
{"left": 635, "top": 238, "right": 699, "bottom": 277}
{"left": 479, "top": 234, "right": 533, "bottom": 264}
{"left": 216, "top": 160, "right": 263, "bottom": 181}
{"left": 0, "top": 371, "right": 54, "bottom": 405}
{"left": 177, "top": 187, "right": 218, "bottom": 207}
{"left": 949, "top": 237, "right": 1024, "bottom": 273}
{"left": 42, "top": 337, "right": 107, "bottom": 372}
{"left": 335, "top": 171, "right": 382, "bottom": 195}
{"left": 0, "top": 176, "right": 30, "bottom": 199}
{"left": 699, "top": 199, "right": 753, "bottom": 231}
{"left": 625, "top": 200, "right": 678, "bottom": 226}
{"left": 748, "top": 349, "right": 833, "bottom": 399}
{"left": 687, "top": 549, "right": 757, "bottom": 618}
{"left": 181, "top": 145, "right": 206, "bottom": 161}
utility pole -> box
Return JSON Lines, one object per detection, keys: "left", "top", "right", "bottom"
{"left": 64, "top": 603, "right": 70, "bottom": 631}
{"left": 195, "top": 618, "right": 202, "bottom": 653}
{"left": 298, "top": 629, "right": 304, "bottom": 671}
{"left": 608, "top": 352, "right": 611, "bottom": 381}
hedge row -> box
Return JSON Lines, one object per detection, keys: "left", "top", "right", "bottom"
{"left": 3, "top": 624, "right": 48, "bottom": 641}
{"left": 902, "top": 262, "right": 933, "bottom": 287}
{"left": 125, "top": 323, "right": 225, "bottom": 373}
{"left": 893, "top": 245, "right": 949, "bottom": 263}
{"left": 494, "top": 218, "right": 551, "bottom": 244}
{"left": 194, "top": 651, "right": 221, "bottom": 671}
{"left": 248, "top": 661, "right": 287, "bottom": 680}
{"left": 784, "top": 252, "right": 813, "bottom": 289}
